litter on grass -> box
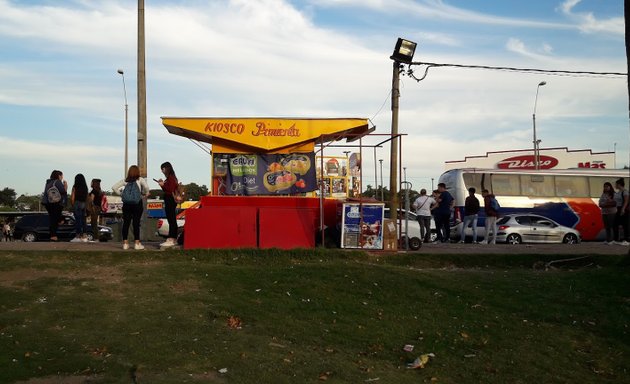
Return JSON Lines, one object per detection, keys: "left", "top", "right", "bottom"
{"left": 407, "top": 353, "right": 435, "bottom": 369}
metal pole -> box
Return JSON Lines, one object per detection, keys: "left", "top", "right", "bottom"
{"left": 390, "top": 61, "right": 400, "bottom": 214}
{"left": 137, "top": 0, "right": 148, "bottom": 241}
{"left": 533, "top": 81, "right": 546, "bottom": 170}
{"left": 379, "top": 159, "right": 383, "bottom": 201}
{"left": 373, "top": 147, "right": 378, "bottom": 196}
{"left": 117, "top": 69, "right": 128, "bottom": 177}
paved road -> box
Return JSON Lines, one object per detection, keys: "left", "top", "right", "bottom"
{"left": 0, "top": 240, "right": 628, "bottom": 255}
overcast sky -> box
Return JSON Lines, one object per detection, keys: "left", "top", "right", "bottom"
{"left": 0, "top": 0, "right": 626, "bottom": 196}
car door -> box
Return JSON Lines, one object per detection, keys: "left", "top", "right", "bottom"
{"left": 56, "top": 215, "right": 77, "bottom": 240}
{"left": 514, "top": 215, "right": 535, "bottom": 242}
{"left": 531, "top": 216, "right": 562, "bottom": 243}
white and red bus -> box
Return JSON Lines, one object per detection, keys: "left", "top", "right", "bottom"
{"left": 439, "top": 168, "right": 630, "bottom": 241}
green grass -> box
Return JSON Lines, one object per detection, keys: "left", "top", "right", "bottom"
{"left": 0, "top": 249, "right": 629, "bottom": 383}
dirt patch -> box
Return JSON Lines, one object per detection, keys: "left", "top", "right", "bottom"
{"left": 0, "top": 266, "right": 124, "bottom": 288}
{"left": 13, "top": 375, "right": 102, "bottom": 384}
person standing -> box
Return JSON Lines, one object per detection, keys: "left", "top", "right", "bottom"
{"left": 434, "top": 183, "right": 454, "bottom": 243}
{"left": 614, "top": 178, "right": 629, "bottom": 245}
{"left": 599, "top": 182, "right": 617, "bottom": 245}
{"left": 156, "top": 161, "right": 179, "bottom": 247}
{"left": 70, "top": 174, "right": 89, "bottom": 242}
{"left": 412, "top": 189, "right": 435, "bottom": 243}
{"left": 482, "top": 189, "right": 499, "bottom": 244}
{"left": 113, "top": 165, "right": 150, "bottom": 250}
{"left": 459, "top": 187, "right": 480, "bottom": 243}
{"left": 88, "top": 178, "right": 103, "bottom": 242}
{"left": 41, "top": 170, "right": 68, "bottom": 242}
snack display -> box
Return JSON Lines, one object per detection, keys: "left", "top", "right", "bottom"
{"left": 280, "top": 154, "right": 311, "bottom": 175}
{"left": 267, "top": 162, "right": 284, "bottom": 172}
{"left": 263, "top": 170, "right": 297, "bottom": 192}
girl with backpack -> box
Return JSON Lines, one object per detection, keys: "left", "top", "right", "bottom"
{"left": 112, "top": 165, "right": 150, "bottom": 250}
{"left": 156, "top": 161, "right": 179, "bottom": 248}
{"left": 41, "top": 170, "right": 68, "bottom": 241}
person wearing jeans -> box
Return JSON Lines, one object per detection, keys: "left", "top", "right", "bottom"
{"left": 112, "top": 165, "right": 150, "bottom": 250}
{"left": 482, "top": 189, "right": 499, "bottom": 244}
{"left": 460, "top": 187, "right": 480, "bottom": 243}
{"left": 412, "top": 189, "right": 435, "bottom": 243}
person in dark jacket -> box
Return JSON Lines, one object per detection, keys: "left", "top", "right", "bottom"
{"left": 434, "top": 183, "right": 454, "bottom": 243}
{"left": 41, "top": 170, "right": 68, "bottom": 241}
{"left": 156, "top": 161, "right": 179, "bottom": 247}
{"left": 482, "top": 189, "right": 499, "bottom": 244}
{"left": 459, "top": 187, "right": 480, "bottom": 243}
{"left": 88, "top": 178, "right": 103, "bottom": 242}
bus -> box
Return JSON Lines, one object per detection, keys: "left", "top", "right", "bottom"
{"left": 438, "top": 168, "right": 630, "bottom": 242}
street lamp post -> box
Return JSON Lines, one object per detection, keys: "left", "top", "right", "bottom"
{"left": 389, "top": 38, "right": 417, "bottom": 215}
{"left": 379, "top": 159, "right": 384, "bottom": 201}
{"left": 532, "top": 81, "right": 546, "bottom": 170}
{"left": 117, "top": 69, "right": 128, "bottom": 177}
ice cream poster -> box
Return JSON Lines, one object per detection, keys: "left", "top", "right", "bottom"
{"left": 215, "top": 152, "right": 317, "bottom": 195}
{"left": 341, "top": 203, "right": 384, "bottom": 250}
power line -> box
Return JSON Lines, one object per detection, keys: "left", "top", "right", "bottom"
{"left": 407, "top": 61, "right": 627, "bottom": 82}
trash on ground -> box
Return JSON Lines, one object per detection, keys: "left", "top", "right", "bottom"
{"left": 407, "top": 353, "right": 435, "bottom": 369}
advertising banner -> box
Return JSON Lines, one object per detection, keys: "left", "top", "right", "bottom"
{"left": 341, "top": 203, "right": 384, "bottom": 249}
{"left": 213, "top": 153, "right": 317, "bottom": 195}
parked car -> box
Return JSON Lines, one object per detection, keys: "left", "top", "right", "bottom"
{"left": 496, "top": 214, "right": 580, "bottom": 244}
{"left": 13, "top": 213, "right": 113, "bottom": 242}
{"left": 156, "top": 218, "right": 185, "bottom": 244}
{"left": 384, "top": 208, "right": 437, "bottom": 250}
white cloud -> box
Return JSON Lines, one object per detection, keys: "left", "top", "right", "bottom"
{"left": 557, "top": 0, "right": 624, "bottom": 35}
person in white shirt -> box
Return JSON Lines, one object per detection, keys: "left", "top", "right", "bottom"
{"left": 412, "top": 189, "right": 435, "bottom": 243}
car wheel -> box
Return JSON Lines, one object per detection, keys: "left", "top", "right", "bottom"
{"left": 22, "top": 232, "right": 37, "bottom": 242}
{"left": 408, "top": 237, "right": 422, "bottom": 251}
{"left": 506, "top": 233, "right": 522, "bottom": 244}
{"left": 430, "top": 230, "right": 438, "bottom": 243}
{"left": 563, "top": 233, "right": 579, "bottom": 244}
{"left": 85, "top": 233, "right": 95, "bottom": 242}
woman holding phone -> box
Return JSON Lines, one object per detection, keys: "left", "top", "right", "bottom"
{"left": 156, "top": 161, "right": 179, "bottom": 247}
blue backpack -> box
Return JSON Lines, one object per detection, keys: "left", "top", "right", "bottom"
{"left": 121, "top": 181, "right": 141, "bottom": 204}
{"left": 490, "top": 197, "right": 500, "bottom": 211}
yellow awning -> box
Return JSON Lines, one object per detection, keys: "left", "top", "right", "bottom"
{"left": 162, "top": 117, "right": 370, "bottom": 153}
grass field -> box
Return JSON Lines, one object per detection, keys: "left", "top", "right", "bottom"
{"left": 0, "top": 249, "right": 629, "bottom": 383}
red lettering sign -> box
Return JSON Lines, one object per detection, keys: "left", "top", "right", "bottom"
{"left": 496, "top": 155, "right": 559, "bottom": 170}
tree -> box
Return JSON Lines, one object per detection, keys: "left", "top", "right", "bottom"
{"left": 183, "top": 183, "right": 209, "bottom": 201}
{"left": 0, "top": 187, "right": 16, "bottom": 207}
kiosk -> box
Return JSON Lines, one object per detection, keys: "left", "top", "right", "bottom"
{"left": 161, "top": 117, "right": 374, "bottom": 250}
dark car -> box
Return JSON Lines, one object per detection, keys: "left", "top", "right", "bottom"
{"left": 13, "top": 213, "right": 113, "bottom": 242}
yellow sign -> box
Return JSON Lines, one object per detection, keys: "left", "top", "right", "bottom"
{"left": 162, "top": 117, "right": 369, "bottom": 152}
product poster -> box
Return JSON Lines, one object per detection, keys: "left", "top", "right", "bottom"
{"left": 213, "top": 152, "right": 317, "bottom": 195}
{"left": 341, "top": 203, "right": 384, "bottom": 249}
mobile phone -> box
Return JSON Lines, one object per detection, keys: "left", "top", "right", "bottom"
{"left": 153, "top": 178, "right": 159, "bottom": 182}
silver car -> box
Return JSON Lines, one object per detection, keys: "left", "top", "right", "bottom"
{"left": 495, "top": 214, "right": 580, "bottom": 244}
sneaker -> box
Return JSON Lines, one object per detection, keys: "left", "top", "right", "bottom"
{"left": 458, "top": 240, "right": 464, "bottom": 244}
{"left": 70, "top": 237, "right": 82, "bottom": 243}
{"left": 134, "top": 243, "right": 145, "bottom": 250}
{"left": 123, "top": 243, "right": 129, "bottom": 250}
{"left": 160, "top": 240, "right": 176, "bottom": 247}
{"left": 605, "top": 241, "right": 613, "bottom": 245}
{"left": 622, "top": 241, "right": 630, "bottom": 246}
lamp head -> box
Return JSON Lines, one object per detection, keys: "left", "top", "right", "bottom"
{"left": 538, "top": 81, "right": 546, "bottom": 86}
{"left": 117, "top": 69, "right": 124, "bottom": 75}
{"left": 391, "top": 38, "right": 417, "bottom": 64}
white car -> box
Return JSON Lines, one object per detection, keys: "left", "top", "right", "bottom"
{"left": 156, "top": 218, "right": 185, "bottom": 242}
{"left": 384, "top": 208, "right": 435, "bottom": 250}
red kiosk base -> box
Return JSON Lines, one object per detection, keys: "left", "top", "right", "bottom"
{"left": 184, "top": 196, "right": 337, "bottom": 250}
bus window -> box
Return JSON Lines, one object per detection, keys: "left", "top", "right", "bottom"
{"left": 588, "top": 176, "right": 630, "bottom": 197}
{"left": 520, "top": 175, "right": 555, "bottom": 197}
{"left": 555, "top": 176, "right": 588, "bottom": 197}
{"left": 491, "top": 174, "right": 520, "bottom": 196}
{"left": 462, "top": 172, "right": 483, "bottom": 192}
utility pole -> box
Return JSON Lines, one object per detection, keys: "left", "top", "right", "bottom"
{"left": 137, "top": 0, "right": 147, "bottom": 178}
